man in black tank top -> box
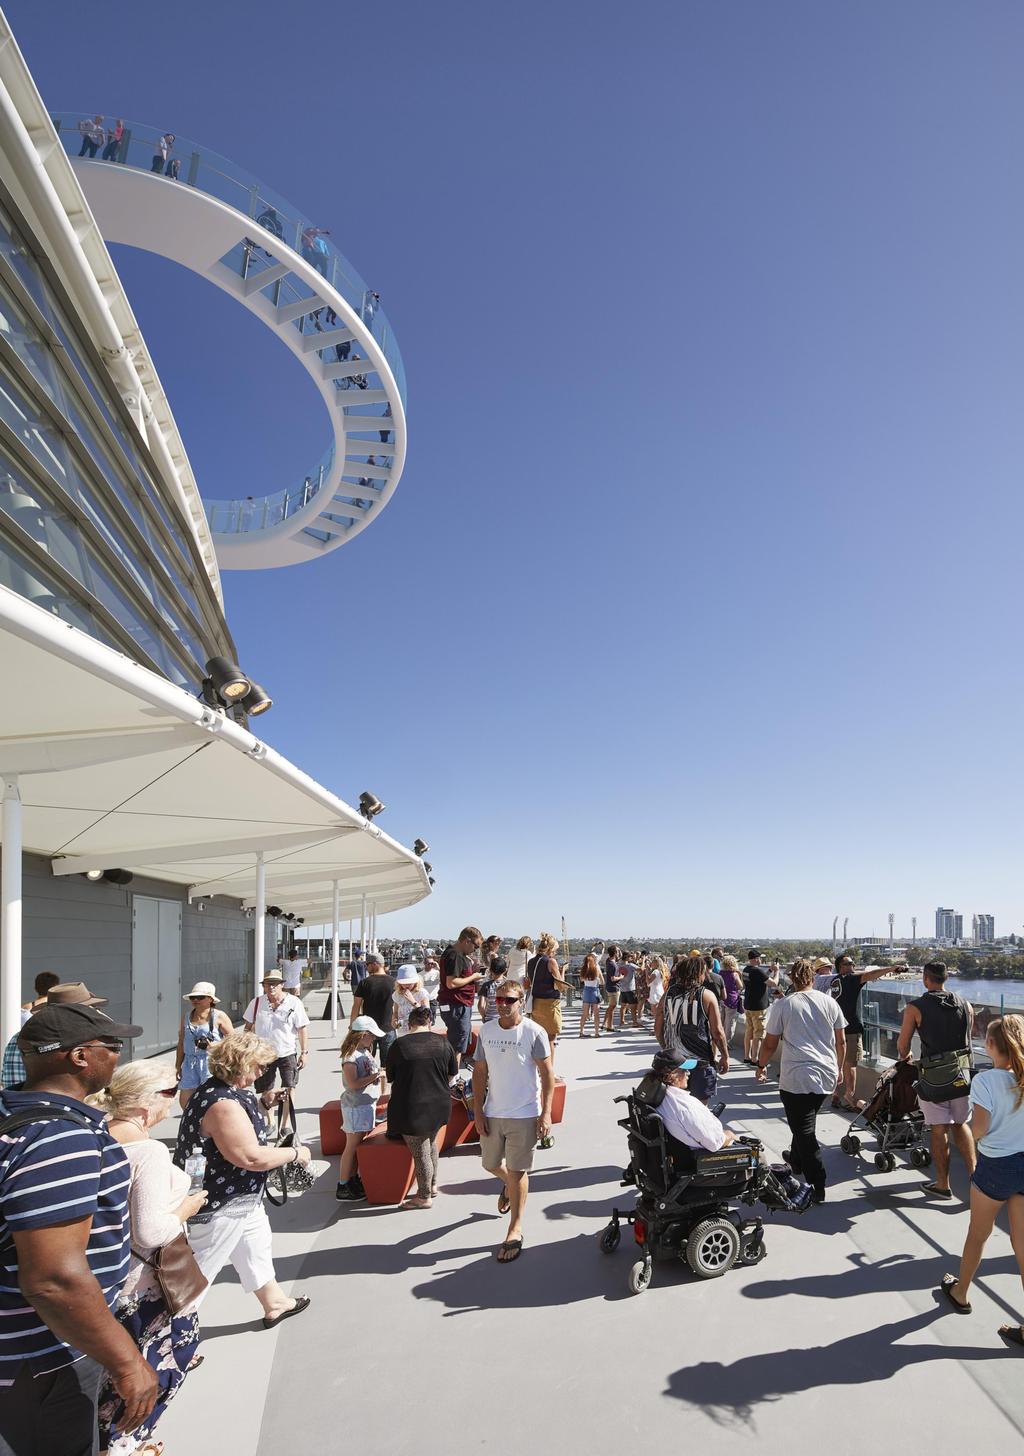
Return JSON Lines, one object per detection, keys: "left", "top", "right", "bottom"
{"left": 897, "top": 962, "right": 977, "bottom": 1199}
{"left": 828, "top": 952, "right": 907, "bottom": 1111}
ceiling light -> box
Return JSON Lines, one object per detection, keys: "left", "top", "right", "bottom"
{"left": 103, "top": 869, "right": 133, "bottom": 886}
{"left": 266, "top": 905, "right": 283, "bottom": 918}
{"left": 359, "top": 792, "right": 385, "bottom": 820}
{"left": 422, "top": 862, "right": 432, "bottom": 874}
{"left": 205, "top": 656, "right": 250, "bottom": 702}
{"left": 83, "top": 868, "right": 104, "bottom": 882}
{"left": 413, "top": 839, "right": 428, "bottom": 857}
{"left": 428, "top": 877, "right": 435, "bottom": 886}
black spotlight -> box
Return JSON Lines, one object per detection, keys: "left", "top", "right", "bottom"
{"left": 359, "top": 792, "right": 385, "bottom": 820}
{"left": 103, "top": 869, "right": 134, "bottom": 886}
{"left": 266, "top": 905, "right": 283, "bottom": 918}
{"left": 422, "top": 862, "right": 432, "bottom": 874}
{"left": 428, "top": 876, "right": 436, "bottom": 886}
{"left": 413, "top": 839, "right": 428, "bottom": 857}
{"left": 204, "top": 656, "right": 250, "bottom": 703}
{"left": 295, "top": 917, "right": 304, "bottom": 925}
{"left": 239, "top": 681, "right": 272, "bottom": 717}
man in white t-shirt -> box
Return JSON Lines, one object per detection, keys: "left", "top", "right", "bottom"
{"left": 472, "top": 980, "right": 554, "bottom": 1264}
{"left": 279, "top": 950, "right": 306, "bottom": 995}
{"left": 244, "top": 970, "right": 310, "bottom": 1107}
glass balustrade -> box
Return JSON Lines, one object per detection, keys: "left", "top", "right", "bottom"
{"left": 861, "top": 981, "right": 1024, "bottom": 1070}
{"left": 50, "top": 113, "right": 405, "bottom": 539}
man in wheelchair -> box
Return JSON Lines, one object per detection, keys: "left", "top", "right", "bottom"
{"left": 600, "top": 1052, "right": 811, "bottom": 1290}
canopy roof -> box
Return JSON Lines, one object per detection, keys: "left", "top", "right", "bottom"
{"left": 0, "top": 586, "right": 430, "bottom": 917}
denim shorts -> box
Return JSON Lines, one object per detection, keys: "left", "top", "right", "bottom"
{"left": 341, "top": 1101, "right": 376, "bottom": 1135}
{"left": 971, "top": 1150, "right": 1024, "bottom": 1202}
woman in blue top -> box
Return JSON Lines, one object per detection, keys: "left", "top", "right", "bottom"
{"left": 175, "top": 982, "right": 233, "bottom": 1110}
{"left": 940, "top": 1013, "right": 1024, "bottom": 1346}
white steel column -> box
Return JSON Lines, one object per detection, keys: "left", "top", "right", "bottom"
{"left": 330, "top": 879, "right": 340, "bottom": 1035}
{"left": 360, "top": 894, "right": 367, "bottom": 960}
{"left": 370, "top": 902, "right": 377, "bottom": 955}
{"left": 348, "top": 919, "right": 353, "bottom": 963}
{"left": 254, "top": 851, "right": 266, "bottom": 994}
{"left": 1, "top": 779, "right": 22, "bottom": 1051}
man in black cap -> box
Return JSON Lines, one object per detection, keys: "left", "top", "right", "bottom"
{"left": 0, "top": 1003, "right": 156, "bottom": 1455}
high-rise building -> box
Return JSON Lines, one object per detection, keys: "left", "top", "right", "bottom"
{"left": 976, "top": 914, "right": 995, "bottom": 944}
{"left": 935, "top": 907, "right": 962, "bottom": 943}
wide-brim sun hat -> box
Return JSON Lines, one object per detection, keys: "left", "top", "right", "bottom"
{"left": 396, "top": 965, "right": 420, "bottom": 984}
{"left": 184, "top": 981, "right": 220, "bottom": 1003}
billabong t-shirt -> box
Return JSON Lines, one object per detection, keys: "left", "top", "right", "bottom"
{"left": 474, "top": 1018, "right": 551, "bottom": 1118}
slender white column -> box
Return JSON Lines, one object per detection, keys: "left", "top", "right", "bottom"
{"left": 330, "top": 879, "right": 340, "bottom": 1035}
{"left": 348, "top": 919, "right": 353, "bottom": 963}
{"left": 360, "top": 894, "right": 367, "bottom": 962}
{"left": 370, "top": 902, "right": 377, "bottom": 955}
{"left": 1, "top": 779, "right": 22, "bottom": 1051}
{"left": 254, "top": 851, "right": 266, "bottom": 994}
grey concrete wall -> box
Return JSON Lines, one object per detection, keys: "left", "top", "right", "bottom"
{"left": 17, "top": 853, "right": 275, "bottom": 1052}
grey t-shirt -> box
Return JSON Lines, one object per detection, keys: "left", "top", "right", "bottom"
{"left": 765, "top": 989, "right": 847, "bottom": 1096}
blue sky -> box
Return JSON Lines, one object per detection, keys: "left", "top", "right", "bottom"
{"left": 12, "top": 1, "right": 1023, "bottom": 939}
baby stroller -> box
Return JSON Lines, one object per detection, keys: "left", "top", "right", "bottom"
{"left": 839, "top": 1060, "right": 929, "bottom": 1172}
{"left": 599, "top": 1082, "right": 812, "bottom": 1295}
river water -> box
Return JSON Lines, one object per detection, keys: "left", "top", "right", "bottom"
{"left": 872, "top": 975, "right": 1024, "bottom": 1011}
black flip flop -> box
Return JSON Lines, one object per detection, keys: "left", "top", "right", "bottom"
{"left": 998, "top": 1324, "right": 1024, "bottom": 1348}
{"left": 496, "top": 1238, "right": 523, "bottom": 1264}
{"left": 262, "top": 1295, "right": 311, "bottom": 1329}
{"left": 498, "top": 1190, "right": 511, "bottom": 1215}
{"left": 939, "top": 1275, "right": 971, "bottom": 1314}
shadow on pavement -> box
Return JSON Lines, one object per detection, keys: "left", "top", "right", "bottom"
{"left": 663, "top": 1307, "right": 1008, "bottom": 1427}
{"left": 410, "top": 1232, "right": 631, "bottom": 1313}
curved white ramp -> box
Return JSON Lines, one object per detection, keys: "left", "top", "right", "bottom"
{"left": 54, "top": 116, "right": 407, "bottom": 570}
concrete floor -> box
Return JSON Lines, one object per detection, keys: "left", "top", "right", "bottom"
{"left": 158, "top": 992, "right": 1024, "bottom": 1455}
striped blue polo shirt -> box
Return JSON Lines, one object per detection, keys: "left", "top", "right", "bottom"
{"left": 0, "top": 1090, "right": 131, "bottom": 1380}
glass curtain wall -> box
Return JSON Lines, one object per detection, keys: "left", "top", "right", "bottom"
{"left": 0, "top": 188, "right": 234, "bottom": 689}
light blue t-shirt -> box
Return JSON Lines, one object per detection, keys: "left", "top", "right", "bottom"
{"left": 970, "top": 1068, "right": 1024, "bottom": 1158}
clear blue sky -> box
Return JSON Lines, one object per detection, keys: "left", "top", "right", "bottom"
{"left": 11, "top": 1, "right": 1023, "bottom": 940}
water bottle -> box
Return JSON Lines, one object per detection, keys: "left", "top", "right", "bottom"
{"left": 185, "top": 1150, "right": 207, "bottom": 1192}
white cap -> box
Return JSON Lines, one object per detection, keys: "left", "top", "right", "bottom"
{"left": 350, "top": 1014, "right": 384, "bottom": 1038}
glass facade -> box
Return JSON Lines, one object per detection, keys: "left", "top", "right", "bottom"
{"left": 0, "top": 190, "right": 235, "bottom": 689}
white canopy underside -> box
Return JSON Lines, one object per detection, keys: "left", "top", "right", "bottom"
{"left": 0, "top": 586, "right": 429, "bottom": 917}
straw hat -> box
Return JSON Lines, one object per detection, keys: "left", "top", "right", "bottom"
{"left": 184, "top": 981, "right": 220, "bottom": 1003}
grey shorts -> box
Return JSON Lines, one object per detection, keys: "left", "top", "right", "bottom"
{"left": 480, "top": 1116, "right": 538, "bottom": 1173}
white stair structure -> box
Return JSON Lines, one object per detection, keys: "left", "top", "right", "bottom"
{"left": 52, "top": 115, "right": 407, "bottom": 570}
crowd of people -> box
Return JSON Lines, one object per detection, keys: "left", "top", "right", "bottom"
{"left": 1, "top": 935, "right": 1022, "bottom": 1455}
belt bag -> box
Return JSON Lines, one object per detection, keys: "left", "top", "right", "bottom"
{"left": 917, "top": 1048, "right": 972, "bottom": 1101}
{"left": 133, "top": 1232, "right": 207, "bottom": 1315}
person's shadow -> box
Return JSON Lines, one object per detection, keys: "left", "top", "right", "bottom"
{"left": 663, "top": 1307, "right": 1006, "bottom": 1426}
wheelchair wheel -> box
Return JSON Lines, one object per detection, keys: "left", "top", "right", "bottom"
{"left": 911, "top": 1146, "right": 932, "bottom": 1169}
{"left": 685, "top": 1217, "right": 741, "bottom": 1279}
{"left": 840, "top": 1134, "right": 861, "bottom": 1155}
{"left": 598, "top": 1224, "right": 620, "bottom": 1254}
{"left": 628, "top": 1258, "right": 652, "bottom": 1295}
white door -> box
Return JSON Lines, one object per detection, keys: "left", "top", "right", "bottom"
{"left": 131, "top": 896, "right": 182, "bottom": 1055}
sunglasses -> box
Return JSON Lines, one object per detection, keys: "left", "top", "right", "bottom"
{"left": 495, "top": 996, "right": 521, "bottom": 1006}
{"left": 77, "top": 1039, "right": 124, "bottom": 1052}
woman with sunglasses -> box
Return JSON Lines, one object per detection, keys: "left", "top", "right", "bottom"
{"left": 90, "top": 1062, "right": 209, "bottom": 1456}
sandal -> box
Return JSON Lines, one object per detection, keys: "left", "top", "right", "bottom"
{"left": 924, "top": 1182, "right": 954, "bottom": 1200}
{"left": 998, "top": 1324, "right": 1024, "bottom": 1348}
{"left": 496, "top": 1237, "right": 523, "bottom": 1263}
{"left": 262, "top": 1294, "right": 311, "bottom": 1329}
{"left": 498, "top": 1189, "right": 511, "bottom": 1215}
{"left": 939, "top": 1275, "right": 971, "bottom": 1313}
{"left": 403, "top": 1195, "right": 432, "bottom": 1209}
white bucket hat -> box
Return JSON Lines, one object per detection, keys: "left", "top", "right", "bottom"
{"left": 396, "top": 964, "right": 420, "bottom": 984}
{"left": 184, "top": 981, "right": 220, "bottom": 1004}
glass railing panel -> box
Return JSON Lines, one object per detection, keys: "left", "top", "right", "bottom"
{"left": 862, "top": 981, "right": 1024, "bottom": 1069}
{"left": 51, "top": 114, "right": 406, "bottom": 406}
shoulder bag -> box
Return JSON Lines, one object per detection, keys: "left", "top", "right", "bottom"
{"left": 132, "top": 1233, "right": 208, "bottom": 1315}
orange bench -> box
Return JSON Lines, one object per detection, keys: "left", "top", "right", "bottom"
{"left": 439, "top": 1076, "right": 566, "bottom": 1153}
{"left": 355, "top": 1121, "right": 448, "bottom": 1205}
{"left": 318, "top": 1093, "right": 390, "bottom": 1156}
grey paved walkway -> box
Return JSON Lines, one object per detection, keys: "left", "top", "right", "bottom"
{"left": 158, "top": 993, "right": 1024, "bottom": 1455}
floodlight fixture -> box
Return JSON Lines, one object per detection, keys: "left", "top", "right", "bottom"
{"left": 266, "top": 905, "right": 283, "bottom": 918}
{"left": 413, "top": 839, "right": 428, "bottom": 857}
{"left": 83, "top": 868, "right": 104, "bottom": 882}
{"left": 240, "top": 681, "right": 272, "bottom": 717}
{"left": 204, "top": 656, "right": 250, "bottom": 702}
{"left": 359, "top": 792, "right": 385, "bottom": 820}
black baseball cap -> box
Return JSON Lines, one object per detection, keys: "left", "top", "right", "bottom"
{"left": 652, "top": 1051, "right": 699, "bottom": 1075}
{"left": 18, "top": 1003, "right": 142, "bottom": 1054}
